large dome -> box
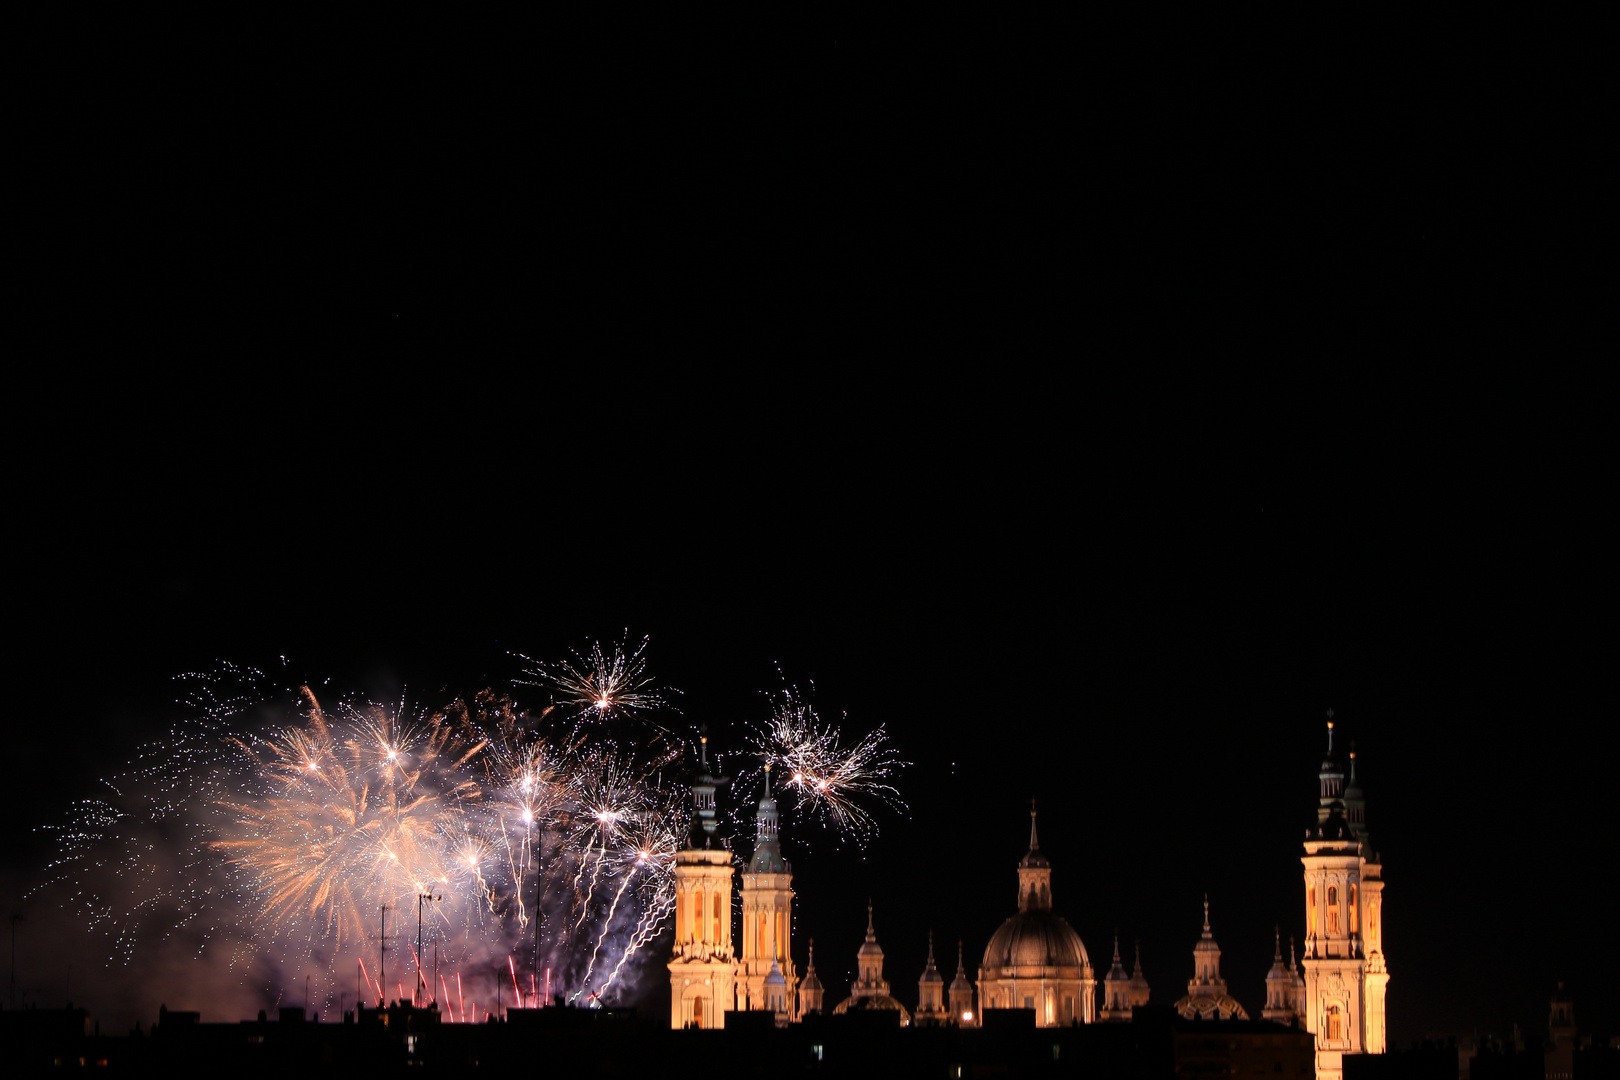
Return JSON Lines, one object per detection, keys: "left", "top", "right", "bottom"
{"left": 982, "top": 912, "right": 1090, "bottom": 974}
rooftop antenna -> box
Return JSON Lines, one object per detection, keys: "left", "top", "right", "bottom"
{"left": 374, "top": 905, "right": 393, "bottom": 1006}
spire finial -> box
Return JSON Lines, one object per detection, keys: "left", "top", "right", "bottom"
{"left": 1202, "top": 894, "right": 1211, "bottom": 936}
{"left": 1133, "top": 938, "right": 1144, "bottom": 975}
{"left": 699, "top": 723, "right": 709, "bottom": 768}
{"left": 1112, "top": 930, "right": 1122, "bottom": 963}
{"left": 927, "top": 930, "right": 936, "bottom": 963}
{"left": 1029, "top": 797, "right": 1040, "bottom": 851}
{"left": 1326, "top": 708, "right": 1335, "bottom": 754}
{"left": 807, "top": 938, "right": 816, "bottom": 971}
{"left": 763, "top": 761, "right": 772, "bottom": 797}
{"left": 1273, "top": 925, "right": 1282, "bottom": 960}
{"left": 1349, "top": 740, "right": 1358, "bottom": 781}
{"left": 866, "top": 899, "right": 875, "bottom": 940}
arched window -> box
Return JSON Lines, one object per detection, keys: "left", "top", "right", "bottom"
{"left": 1327, "top": 1005, "right": 1342, "bottom": 1040}
{"left": 1349, "top": 885, "right": 1358, "bottom": 933}
{"left": 1327, "top": 885, "right": 1337, "bottom": 906}
{"left": 1308, "top": 887, "right": 1317, "bottom": 935}
{"left": 1327, "top": 885, "right": 1339, "bottom": 934}
{"left": 694, "top": 888, "right": 705, "bottom": 942}
{"left": 712, "top": 892, "right": 722, "bottom": 944}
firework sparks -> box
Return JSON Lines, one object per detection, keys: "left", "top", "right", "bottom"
{"left": 749, "top": 684, "right": 909, "bottom": 843}
{"left": 515, "top": 635, "right": 676, "bottom": 727}
{"left": 31, "top": 652, "right": 906, "bottom": 1020}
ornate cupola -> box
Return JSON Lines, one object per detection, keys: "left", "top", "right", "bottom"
{"left": 799, "top": 940, "right": 824, "bottom": 1017}
{"left": 855, "top": 902, "right": 888, "bottom": 994}
{"left": 1018, "top": 800, "right": 1053, "bottom": 912}
{"left": 1318, "top": 711, "right": 1346, "bottom": 823}
{"left": 748, "top": 766, "right": 789, "bottom": 874}
{"left": 687, "top": 725, "right": 729, "bottom": 849}
{"left": 1342, "top": 743, "right": 1373, "bottom": 856}
{"left": 1127, "top": 940, "right": 1151, "bottom": 1007}
{"left": 832, "top": 902, "right": 911, "bottom": 1024}
{"left": 1263, "top": 927, "right": 1298, "bottom": 1025}
{"left": 764, "top": 959, "right": 788, "bottom": 1018}
{"left": 1101, "top": 933, "right": 1133, "bottom": 1021}
{"left": 917, "top": 931, "right": 948, "bottom": 1024}
{"left": 948, "top": 940, "right": 974, "bottom": 1024}
{"left": 1172, "top": 898, "right": 1249, "bottom": 1020}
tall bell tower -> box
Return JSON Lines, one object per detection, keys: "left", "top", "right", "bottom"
{"left": 1301, "top": 714, "right": 1389, "bottom": 1079}
{"left": 668, "top": 731, "right": 736, "bottom": 1029}
{"left": 738, "top": 764, "right": 797, "bottom": 1021}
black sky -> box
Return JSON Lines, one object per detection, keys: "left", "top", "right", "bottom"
{"left": 11, "top": 10, "right": 1611, "bottom": 1046}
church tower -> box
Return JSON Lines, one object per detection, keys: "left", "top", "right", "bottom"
{"left": 1301, "top": 715, "right": 1389, "bottom": 1079}
{"left": 738, "top": 765, "right": 796, "bottom": 1020}
{"left": 668, "top": 731, "right": 736, "bottom": 1029}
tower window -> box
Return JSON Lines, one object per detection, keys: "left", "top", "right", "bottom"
{"left": 1308, "top": 887, "right": 1317, "bottom": 936}
{"left": 1349, "top": 885, "right": 1358, "bottom": 934}
{"left": 712, "top": 892, "right": 722, "bottom": 945}
{"left": 1326, "top": 1005, "right": 1342, "bottom": 1041}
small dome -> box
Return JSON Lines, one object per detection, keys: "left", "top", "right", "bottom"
{"left": 1019, "top": 847, "right": 1051, "bottom": 869}
{"left": 982, "top": 912, "right": 1090, "bottom": 972}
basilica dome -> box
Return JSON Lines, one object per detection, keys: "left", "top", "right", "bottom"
{"left": 974, "top": 807, "right": 1098, "bottom": 1026}
{"left": 982, "top": 912, "right": 1089, "bottom": 974}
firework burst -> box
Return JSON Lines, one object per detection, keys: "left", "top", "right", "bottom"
{"left": 748, "top": 683, "right": 908, "bottom": 843}
{"left": 515, "top": 635, "right": 676, "bottom": 727}
{"left": 31, "top": 650, "right": 906, "bottom": 1021}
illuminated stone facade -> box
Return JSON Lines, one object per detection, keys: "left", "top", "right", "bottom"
{"left": 1301, "top": 721, "right": 1388, "bottom": 1080}
{"left": 668, "top": 739, "right": 735, "bottom": 1029}
{"left": 737, "top": 768, "right": 797, "bottom": 1022}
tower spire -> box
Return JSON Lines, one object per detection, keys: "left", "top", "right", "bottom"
{"left": 1029, "top": 797, "right": 1040, "bottom": 852}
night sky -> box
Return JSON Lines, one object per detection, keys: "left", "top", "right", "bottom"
{"left": 11, "top": 12, "right": 1610, "bottom": 1048}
